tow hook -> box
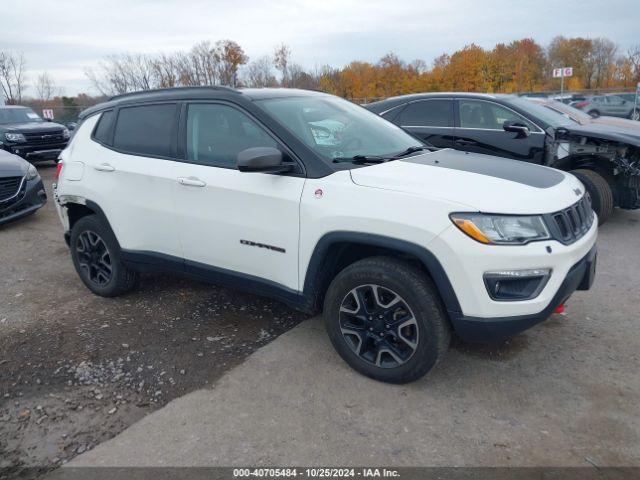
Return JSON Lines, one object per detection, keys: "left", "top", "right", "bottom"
{"left": 554, "top": 304, "right": 565, "bottom": 314}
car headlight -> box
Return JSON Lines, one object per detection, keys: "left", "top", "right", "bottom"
{"left": 450, "top": 213, "right": 550, "bottom": 245}
{"left": 62, "top": 128, "right": 70, "bottom": 140}
{"left": 25, "top": 164, "right": 39, "bottom": 181}
{"left": 5, "top": 132, "right": 26, "bottom": 142}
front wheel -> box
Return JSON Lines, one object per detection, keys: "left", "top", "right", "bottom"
{"left": 69, "top": 215, "right": 138, "bottom": 297}
{"left": 631, "top": 108, "right": 640, "bottom": 121}
{"left": 323, "top": 257, "right": 451, "bottom": 384}
{"left": 570, "top": 169, "right": 614, "bottom": 225}
{"left": 587, "top": 110, "right": 600, "bottom": 118}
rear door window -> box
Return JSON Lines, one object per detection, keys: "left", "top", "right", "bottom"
{"left": 398, "top": 100, "right": 453, "bottom": 127}
{"left": 113, "top": 103, "right": 178, "bottom": 157}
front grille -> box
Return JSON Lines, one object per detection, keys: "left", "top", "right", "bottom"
{"left": 0, "top": 176, "right": 22, "bottom": 202}
{"left": 22, "top": 130, "right": 65, "bottom": 145}
{"left": 548, "top": 195, "right": 594, "bottom": 244}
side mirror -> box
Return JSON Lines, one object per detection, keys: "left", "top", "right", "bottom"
{"left": 237, "top": 147, "right": 291, "bottom": 173}
{"left": 503, "top": 120, "right": 530, "bottom": 138}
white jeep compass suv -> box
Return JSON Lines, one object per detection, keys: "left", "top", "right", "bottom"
{"left": 54, "top": 87, "right": 598, "bottom": 383}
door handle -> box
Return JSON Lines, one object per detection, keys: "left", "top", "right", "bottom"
{"left": 94, "top": 163, "right": 115, "bottom": 172}
{"left": 177, "top": 177, "right": 206, "bottom": 187}
{"left": 455, "top": 139, "right": 478, "bottom": 146}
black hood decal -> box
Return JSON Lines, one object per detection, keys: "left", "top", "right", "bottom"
{"left": 401, "top": 149, "right": 565, "bottom": 189}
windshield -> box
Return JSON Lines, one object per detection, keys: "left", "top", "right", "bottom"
{"left": 506, "top": 97, "right": 575, "bottom": 129}
{"left": 0, "top": 107, "right": 43, "bottom": 125}
{"left": 256, "top": 96, "right": 421, "bottom": 162}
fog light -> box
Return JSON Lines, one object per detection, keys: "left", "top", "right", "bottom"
{"left": 484, "top": 268, "right": 551, "bottom": 301}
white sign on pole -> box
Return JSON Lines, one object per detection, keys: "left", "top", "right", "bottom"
{"left": 552, "top": 66, "right": 573, "bottom": 95}
{"left": 552, "top": 67, "right": 573, "bottom": 78}
{"left": 42, "top": 109, "right": 54, "bottom": 120}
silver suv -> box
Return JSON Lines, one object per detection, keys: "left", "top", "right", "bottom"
{"left": 574, "top": 95, "right": 639, "bottom": 120}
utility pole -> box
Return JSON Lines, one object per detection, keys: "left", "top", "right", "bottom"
{"left": 634, "top": 82, "right": 640, "bottom": 121}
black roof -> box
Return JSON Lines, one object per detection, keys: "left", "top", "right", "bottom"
{"left": 81, "top": 87, "right": 330, "bottom": 119}
{"left": 364, "top": 92, "right": 517, "bottom": 113}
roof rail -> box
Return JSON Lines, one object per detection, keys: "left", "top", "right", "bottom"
{"left": 108, "top": 85, "right": 240, "bottom": 102}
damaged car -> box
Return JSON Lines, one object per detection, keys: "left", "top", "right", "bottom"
{"left": 364, "top": 93, "right": 640, "bottom": 224}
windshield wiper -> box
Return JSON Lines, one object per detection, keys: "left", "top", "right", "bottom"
{"left": 332, "top": 155, "right": 389, "bottom": 164}
{"left": 391, "top": 145, "right": 432, "bottom": 159}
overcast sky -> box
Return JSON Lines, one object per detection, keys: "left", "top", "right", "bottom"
{"left": 3, "top": 0, "right": 639, "bottom": 96}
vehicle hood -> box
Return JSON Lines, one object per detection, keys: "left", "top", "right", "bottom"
{"left": 591, "top": 116, "right": 640, "bottom": 133}
{"left": 0, "top": 149, "right": 28, "bottom": 176}
{"left": 0, "top": 122, "right": 65, "bottom": 133}
{"left": 350, "top": 149, "right": 584, "bottom": 214}
{"left": 557, "top": 123, "right": 640, "bottom": 147}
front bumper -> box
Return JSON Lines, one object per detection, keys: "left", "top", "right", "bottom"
{"left": 3, "top": 142, "right": 67, "bottom": 160}
{"left": 451, "top": 245, "right": 597, "bottom": 342}
{"left": 0, "top": 176, "right": 47, "bottom": 225}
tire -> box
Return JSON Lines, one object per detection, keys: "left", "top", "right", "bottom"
{"left": 69, "top": 215, "right": 138, "bottom": 297}
{"left": 631, "top": 108, "right": 640, "bottom": 122}
{"left": 323, "top": 256, "right": 451, "bottom": 384}
{"left": 587, "top": 110, "right": 600, "bottom": 118}
{"left": 570, "top": 169, "right": 614, "bottom": 225}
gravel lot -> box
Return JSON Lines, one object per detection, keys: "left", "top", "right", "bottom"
{"left": 0, "top": 164, "right": 308, "bottom": 478}
{"left": 2, "top": 163, "right": 639, "bottom": 478}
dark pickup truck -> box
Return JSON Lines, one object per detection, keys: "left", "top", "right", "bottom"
{"left": 0, "top": 106, "right": 70, "bottom": 162}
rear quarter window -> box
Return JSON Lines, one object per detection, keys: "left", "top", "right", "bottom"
{"left": 113, "top": 103, "right": 177, "bottom": 157}
{"left": 92, "top": 110, "right": 115, "bottom": 145}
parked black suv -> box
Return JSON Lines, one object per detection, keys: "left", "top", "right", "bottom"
{"left": 0, "top": 106, "right": 70, "bottom": 162}
{"left": 365, "top": 93, "right": 640, "bottom": 224}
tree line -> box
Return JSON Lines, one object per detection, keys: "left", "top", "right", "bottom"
{"left": 2, "top": 35, "right": 640, "bottom": 108}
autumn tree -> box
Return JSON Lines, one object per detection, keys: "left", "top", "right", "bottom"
{"left": 0, "top": 51, "right": 27, "bottom": 104}
{"left": 273, "top": 44, "right": 292, "bottom": 87}
{"left": 548, "top": 36, "right": 596, "bottom": 89}
{"left": 243, "top": 56, "right": 278, "bottom": 87}
{"left": 441, "top": 44, "right": 489, "bottom": 92}
{"left": 35, "top": 72, "right": 61, "bottom": 102}
{"left": 215, "top": 40, "right": 248, "bottom": 86}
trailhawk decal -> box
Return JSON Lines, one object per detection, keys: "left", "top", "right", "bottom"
{"left": 401, "top": 149, "right": 565, "bottom": 189}
{"left": 240, "top": 239, "right": 286, "bottom": 253}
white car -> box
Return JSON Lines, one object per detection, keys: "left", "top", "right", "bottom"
{"left": 54, "top": 87, "right": 598, "bottom": 383}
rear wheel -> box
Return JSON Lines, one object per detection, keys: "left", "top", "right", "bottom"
{"left": 631, "top": 108, "right": 640, "bottom": 121}
{"left": 323, "top": 256, "right": 451, "bottom": 384}
{"left": 70, "top": 215, "right": 138, "bottom": 297}
{"left": 570, "top": 169, "right": 614, "bottom": 225}
{"left": 587, "top": 110, "right": 600, "bottom": 118}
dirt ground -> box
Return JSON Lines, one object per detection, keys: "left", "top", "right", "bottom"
{"left": 0, "top": 164, "right": 308, "bottom": 478}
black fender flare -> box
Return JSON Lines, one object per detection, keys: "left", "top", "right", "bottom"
{"left": 64, "top": 199, "right": 122, "bottom": 250}
{"left": 303, "top": 231, "right": 462, "bottom": 317}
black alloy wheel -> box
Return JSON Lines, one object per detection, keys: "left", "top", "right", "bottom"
{"left": 76, "top": 230, "right": 112, "bottom": 286}
{"left": 339, "top": 284, "right": 419, "bottom": 368}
